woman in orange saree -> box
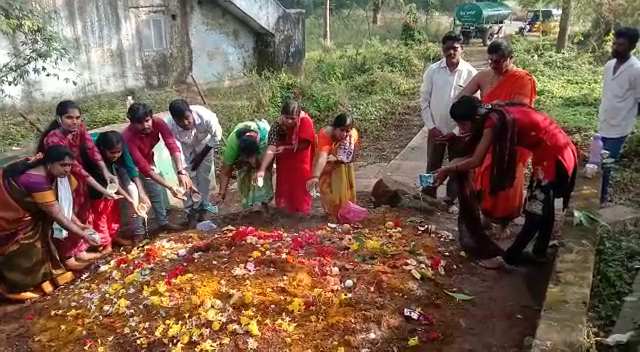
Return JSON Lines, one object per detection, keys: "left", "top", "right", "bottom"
{"left": 307, "top": 113, "right": 359, "bottom": 219}
{"left": 475, "top": 64, "right": 537, "bottom": 237}
{"left": 0, "top": 146, "right": 100, "bottom": 301}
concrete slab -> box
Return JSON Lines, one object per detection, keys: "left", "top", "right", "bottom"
{"left": 613, "top": 270, "right": 640, "bottom": 335}
{"left": 533, "top": 174, "right": 602, "bottom": 352}
{"left": 534, "top": 174, "right": 640, "bottom": 351}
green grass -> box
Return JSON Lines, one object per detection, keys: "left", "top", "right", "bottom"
{"left": 589, "top": 226, "right": 640, "bottom": 334}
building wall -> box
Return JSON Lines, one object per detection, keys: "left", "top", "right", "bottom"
{"left": 0, "top": 0, "right": 259, "bottom": 106}
{"left": 189, "top": 1, "right": 256, "bottom": 84}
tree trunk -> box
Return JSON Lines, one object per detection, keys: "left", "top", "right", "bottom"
{"left": 323, "top": 0, "right": 331, "bottom": 46}
{"left": 372, "top": 0, "right": 383, "bottom": 26}
{"left": 555, "top": 0, "right": 572, "bottom": 52}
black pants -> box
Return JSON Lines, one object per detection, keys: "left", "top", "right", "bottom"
{"left": 424, "top": 130, "right": 462, "bottom": 204}
{"left": 502, "top": 159, "right": 575, "bottom": 265}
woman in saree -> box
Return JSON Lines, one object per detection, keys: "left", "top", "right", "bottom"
{"left": 256, "top": 100, "right": 316, "bottom": 215}
{"left": 0, "top": 146, "right": 101, "bottom": 301}
{"left": 37, "top": 100, "right": 119, "bottom": 262}
{"left": 214, "top": 119, "right": 273, "bottom": 213}
{"left": 306, "top": 113, "right": 359, "bottom": 219}
{"left": 435, "top": 96, "right": 577, "bottom": 268}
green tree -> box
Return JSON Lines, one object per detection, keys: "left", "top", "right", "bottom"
{"left": 0, "top": 0, "right": 73, "bottom": 97}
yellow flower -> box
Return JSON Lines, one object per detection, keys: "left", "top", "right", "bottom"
{"left": 154, "top": 324, "right": 165, "bottom": 337}
{"left": 243, "top": 292, "right": 253, "bottom": 304}
{"left": 115, "top": 298, "right": 130, "bottom": 314}
{"left": 108, "top": 283, "right": 122, "bottom": 295}
{"left": 196, "top": 340, "right": 217, "bottom": 351}
{"left": 156, "top": 282, "right": 168, "bottom": 294}
{"left": 221, "top": 337, "right": 230, "bottom": 345}
{"left": 171, "top": 343, "right": 183, "bottom": 352}
{"left": 337, "top": 348, "right": 345, "bottom": 352}
{"left": 408, "top": 337, "right": 419, "bottom": 347}
{"left": 365, "top": 239, "right": 381, "bottom": 250}
{"left": 180, "top": 333, "right": 190, "bottom": 344}
{"left": 350, "top": 242, "right": 360, "bottom": 251}
{"left": 124, "top": 272, "right": 138, "bottom": 284}
{"left": 142, "top": 285, "right": 153, "bottom": 297}
{"left": 150, "top": 296, "right": 162, "bottom": 305}
{"left": 247, "top": 320, "right": 261, "bottom": 337}
{"left": 287, "top": 298, "right": 305, "bottom": 314}
{"left": 167, "top": 323, "right": 182, "bottom": 337}
{"left": 251, "top": 251, "right": 261, "bottom": 258}
{"left": 240, "top": 316, "right": 250, "bottom": 326}
{"left": 212, "top": 321, "right": 221, "bottom": 331}
{"left": 136, "top": 337, "right": 148, "bottom": 346}
{"left": 205, "top": 309, "right": 218, "bottom": 321}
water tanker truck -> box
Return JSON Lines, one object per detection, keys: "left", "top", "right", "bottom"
{"left": 454, "top": 1, "right": 512, "bottom": 46}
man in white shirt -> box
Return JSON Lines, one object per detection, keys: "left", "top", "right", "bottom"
{"left": 167, "top": 99, "right": 223, "bottom": 222}
{"left": 420, "top": 31, "right": 477, "bottom": 209}
{"left": 598, "top": 27, "right": 640, "bottom": 206}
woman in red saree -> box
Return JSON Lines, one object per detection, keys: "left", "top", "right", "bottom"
{"left": 256, "top": 100, "right": 316, "bottom": 215}
{"left": 37, "top": 100, "right": 119, "bottom": 263}
{"left": 0, "top": 146, "right": 100, "bottom": 301}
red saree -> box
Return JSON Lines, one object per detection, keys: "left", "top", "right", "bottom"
{"left": 272, "top": 112, "right": 316, "bottom": 214}
{"left": 475, "top": 68, "right": 537, "bottom": 222}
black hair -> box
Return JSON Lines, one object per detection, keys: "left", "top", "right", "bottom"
{"left": 5, "top": 145, "right": 75, "bottom": 179}
{"left": 235, "top": 127, "right": 260, "bottom": 157}
{"left": 487, "top": 39, "right": 513, "bottom": 58}
{"left": 441, "top": 31, "right": 463, "bottom": 46}
{"left": 331, "top": 112, "right": 354, "bottom": 128}
{"left": 36, "top": 100, "right": 81, "bottom": 153}
{"left": 127, "top": 102, "right": 153, "bottom": 123}
{"left": 451, "top": 95, "right": 518, "bottom": 196}
{"left": 614, "top": 27, "right": 640, "bottom": 48}
{"left": 95, "top": 131, "right": 124, "bottom": 153}
{"left": 449, "top": 95, "right": 482, "bottom": 123}
{"left": 168, "top": 99, "right": 191, "bottom": 121}
{"left": 280, "top": 99, "right": 301, "bottom": 117}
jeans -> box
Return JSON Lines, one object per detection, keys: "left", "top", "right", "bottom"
{"left": 185, "top": 152, "right": 215, "bottom": 212}
{"left": 600, "top": 135, "right": 628, "bottom": 204}
{"left": 142, "top": 176, "right": 169, "bottom": 226}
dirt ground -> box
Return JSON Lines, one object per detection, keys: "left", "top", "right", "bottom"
{"left": 0, "top": 193, "right": 551, "bottom": 352}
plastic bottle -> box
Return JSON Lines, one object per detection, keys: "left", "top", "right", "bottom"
{"left": 588, "top": 134, "right": 603, "bottom": 166}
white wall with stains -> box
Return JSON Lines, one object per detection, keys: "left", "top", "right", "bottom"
{"left": 189, "top": 1, "right": 256, "bottom": 84}
{"left": 0, "top": 0, "right": 284, "bottom": 106}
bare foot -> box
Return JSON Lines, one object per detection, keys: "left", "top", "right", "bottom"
{"left": 114, "top": 236, "right": 134, "bottom": 247}
{"left": 496, "top": 226, "right": 511, "bottom": 239}
{"left": 101, "top": 245, "right": 113, "bottom": 256}
{"left": 76, "top": 251, "right": 103, "bottom": 261}
{"left": 64, "top": 258, "right": 90, "bottom": 271}
{"left": 3, "top": 290, "right": 42, "bottom": 301}
{"left": 479, "top": 256, "right": 506, "bottom": 270}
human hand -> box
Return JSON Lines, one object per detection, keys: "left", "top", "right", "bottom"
{"left": 105, "top": 193, "right": 123, "bottom": 200}
{"left": 326, "top": 155, "right": 338, "bottom": 163}
{"left": 306, "top": 177, "right": 319, "bottom": 192}
{"left": 275, "top": 146, "right": 288, "bottom": 154}
{"left": 177, "top": 174, "right": 193, "bottom": 190}
{"left": 429, "top": 127, "right": 443, "bottom": 139}
{"left": 436, "top": 132, "right": 456, "bottom": 143}
{"left": 170, "top": 186, "right": 187, "bottom": 200}
{"left": 139, "top": 194, "right": 152, "bottom": 209}
{"left": 83, "top": 229, "right": 101, "bottom": 246}
{"left": 253, "top": 170, "right": 265, "bottom": 186}
{"left": 434, "top": 167, "right": 451, "bottom": 187}
{"left": 106, "top": 173, "right": 119, "bottom": 187}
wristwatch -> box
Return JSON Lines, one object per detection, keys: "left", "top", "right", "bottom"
{"left": 177, "top": 169, "right": 187, "bottom": 176}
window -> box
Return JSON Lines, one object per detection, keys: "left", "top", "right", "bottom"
{"left": 140, "top": 15, "right": 168, "bottom": 51}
